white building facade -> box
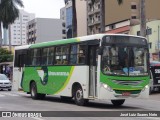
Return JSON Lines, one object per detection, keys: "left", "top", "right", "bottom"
{"left": 3, "top": 10, "right": 35, "bottom": 46}
{"left": 27, "top": 18, "right": 66, "bottom": 44}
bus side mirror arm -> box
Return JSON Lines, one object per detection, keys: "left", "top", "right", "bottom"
{"left": 98, "top": 47, "right": 103, "bottom": 55}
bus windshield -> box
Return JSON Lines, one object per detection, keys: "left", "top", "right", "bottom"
{"left": 101, "top": 36, "right": 148, "bottom": 76}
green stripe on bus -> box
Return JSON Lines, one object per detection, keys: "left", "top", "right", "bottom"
{"left": 54, "top": 66, "right": 75, "bottom": 94}
{"left": 30, "top": 38, "right": 80, "bottom": 49}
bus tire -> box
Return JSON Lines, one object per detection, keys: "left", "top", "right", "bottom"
{"left": 111, "top": 99, "right": 125, "bottom": 106}
{"left": 30, "top": 82, "right": 45, "bottom": 100}
{"left": 74, "top": 86, "right": 88, "bottom": 106}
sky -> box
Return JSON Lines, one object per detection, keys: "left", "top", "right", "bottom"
{"left": 22, "top": 0, "right": 65, "bottom": 18}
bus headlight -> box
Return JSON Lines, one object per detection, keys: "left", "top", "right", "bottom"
{"left": 142, "top": 85, "right": 149, "bottom": 92}
{"left": 102, "top": 84, "right": 113, "bottom": 92}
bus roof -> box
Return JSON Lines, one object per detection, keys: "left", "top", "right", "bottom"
{"left": 14, "top": 45, "right": 31, "bottom": 50}
{"left": 15, "top": 34, "right": 146, "bottom": 50}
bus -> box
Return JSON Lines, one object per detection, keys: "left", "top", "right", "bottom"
{"left": 13, "top": 34, "right": 150, "bottom": 106}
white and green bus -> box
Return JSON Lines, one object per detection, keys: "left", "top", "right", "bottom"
{"left": 13, "top": 34, "right": 150, "bottom": 106}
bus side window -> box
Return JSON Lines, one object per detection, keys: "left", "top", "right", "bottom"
{"left": 61, "top": 46, "right": 69, "bottom": 65}
{"left": 55, "top": 46, "right": 63, "bottom": 65}
{"left": 78, "top": 45, "right": 86, "bottom": 64}
{"left": 69, "top": 45, "right": 77, "bottom": 64}
{"left": 30, "top": 49, "right": 41, "bottom": 66}
{"left": 48, "top": 47, "right": 54, "bottom": 65}
{"left": 42, "top": 48, "right": 48, "bottom": 65}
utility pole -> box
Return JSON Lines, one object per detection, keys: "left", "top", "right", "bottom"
{"left": 158, "top": 26, "right": 160, "bottom": 61}
{"left": 140, "top": 0, "right": 146, "bottom": 37}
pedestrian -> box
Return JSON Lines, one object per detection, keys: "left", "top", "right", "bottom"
{"left": 6, "top": 66, "right": 11, "bottom": 78}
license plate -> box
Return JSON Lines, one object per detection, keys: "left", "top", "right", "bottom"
{"left": 122, "top": 92, "right": 131, "bottom": 96}
{"left": 1, "top": 85, "right": 6, "bottom": 87}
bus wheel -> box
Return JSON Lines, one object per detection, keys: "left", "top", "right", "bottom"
{"left": 74, "top": 86, "right": 88, "bottom": 106}
{"left": 30, "top": 82, "right": 45, "bottom": 100}
{"left": 111, "top": 99, "right": 125, "bottom": 106}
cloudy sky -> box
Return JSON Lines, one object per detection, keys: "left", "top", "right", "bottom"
{"left": 22, "top": 0, "right": 65, "bottom": 18}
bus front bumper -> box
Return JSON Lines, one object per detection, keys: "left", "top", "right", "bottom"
{"left": 99, "top": 84, "right": 149, "bottom": 100}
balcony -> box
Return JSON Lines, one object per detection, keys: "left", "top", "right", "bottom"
{"left": 88, "top": 8, "right": 100, "bottom": 15}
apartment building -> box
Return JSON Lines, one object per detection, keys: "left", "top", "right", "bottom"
{"left": 105, "top": 0, "right": 160, "bottom": 32}
{"left": 3, "top": 10, "right": 35, "bottom": 46}
{"left": 87, "top": 0, "right": 101, "bottom": 35}
{"left": 130, "top": 20, "right": 160, "bottom": 54}
{"left": 62, "top": 0, "right": 87, "bottom": 38}
{"left": 26, "top": 18, "right": 66, "bottom": 44}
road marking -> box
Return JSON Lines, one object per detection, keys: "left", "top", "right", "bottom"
{"left": 31, "top": 117, "right": 44, "bottom": 120}
{"left": 143, "top": 117, "right": 160, "bottom": 120}
{"left": 1, "top": 93, "right": 19, "bottom": 96}
{"left": 16, "top": 92, "right": 27, "bottom": 95}
{"left": 0, "top": 94, "right": 5, "bottom": 97}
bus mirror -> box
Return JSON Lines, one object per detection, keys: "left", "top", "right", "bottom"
{"left": 98, "top": 47, "right": 103, "bottom": 55}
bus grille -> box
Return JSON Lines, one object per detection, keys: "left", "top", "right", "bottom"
{"left": 112, "top": 80, "right": 143, "bottom": 86}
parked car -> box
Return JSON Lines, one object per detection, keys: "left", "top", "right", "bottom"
{"left": 150, "top": 61, "right": 160, "bottom": 94}
{"left": 0, "top": 74, "right": 12, "bottom": 91}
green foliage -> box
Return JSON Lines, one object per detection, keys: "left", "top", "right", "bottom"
{"left": 0, "top": 0, "right": 24, "bottom": 28}
{"left": 0, "top": 48, "right": 13, "bottom": 62}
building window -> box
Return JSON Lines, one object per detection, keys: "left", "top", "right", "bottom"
{"left": 131, "top": 16, "right": 137, "bottom": 19}
{"left": 109, "top": 24, "right": 115, "bottom": 30}
{"left": 131, "top": 5, "right": 137, "bottom": 9}
{"left": 62, "top": 23, "right": 65, "bottom": 27}
{"left": 62, "top": 30, "right": 66, "bottom": 34}
{"left": 146, "top": 28, "right": 152, "bottom": 35}
{"left": 137, "top": 31, "right": 140, "bottom": 36}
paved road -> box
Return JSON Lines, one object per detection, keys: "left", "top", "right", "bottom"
{"left": 0, "top": 90, "right": 160, "bottom": 120}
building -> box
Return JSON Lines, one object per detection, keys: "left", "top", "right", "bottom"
{"left": 61, "top": 0, "right": 72, "bottom": 38}
{"left": 3, "top": 9, "right": 35, "bottom": 46}
{"left": 62, "top": 0, "right": 87, "bottom": 38}
{"left": 104, "top": 0, "right": 160, "bottom": 31}
{"left": 26, "top": 18, "right": 66, "bottom": 44}
{"left": 105, "top": 19, "right": 130, "bottom": 34}
{"left": 130, "top": 20, "right": 160, "bottom": 55}
{"left": 76, "top": 0, "right": 87, "bottom": 37}
{"left": 87, "top": 0, "right": 101, "bottom": 35}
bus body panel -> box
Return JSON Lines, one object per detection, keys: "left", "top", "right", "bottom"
{"left": 99, "top": 85, "right": 149, "bottom": 100}
{"left": 22, "top": 66, "right": 90, "bottom": 98}
{"left": 99, "top": 72, "right": 149, "bottom": 99}
{"left": 13, "top": 67, "right": 23, "bottom": 90}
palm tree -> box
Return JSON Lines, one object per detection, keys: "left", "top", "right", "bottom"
{"left": 71, "top": 0, "right": 123, "bottom": 37}
{"left": 0, "top": 0, "right": 24, "bottom": 51}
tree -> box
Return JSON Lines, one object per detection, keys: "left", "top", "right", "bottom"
{"left": 0, "top": 0, "right": 24, "bottom": 50}
{"left": 0, "top": 47, "right": 13, "bottom": 62}
{"left": 71, "top": 0, "right": 123, "bottom": 37}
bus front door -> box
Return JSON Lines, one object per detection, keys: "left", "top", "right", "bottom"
{"left": 88, "top": 45, "right": 98, "bottom": 98}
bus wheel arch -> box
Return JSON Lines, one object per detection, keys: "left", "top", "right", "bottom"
{"left": 30, "top": 80, "right": 45, "bottom": 100}
{"left": 72, "top": 82, "right": 88, "bottom": 106}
